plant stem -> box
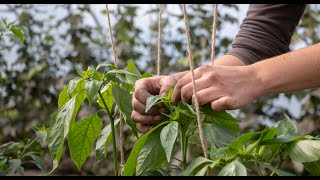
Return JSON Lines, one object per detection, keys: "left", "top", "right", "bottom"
{"left": 254, "top": 161, "right": 263, "bottom": 176}
{"left": 99, "top": 91, "right": 119, "bottom": 176}
{"left": 180, "top": 131, "right": 188, "bottom": 170}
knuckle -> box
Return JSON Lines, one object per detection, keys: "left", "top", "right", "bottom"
{"left": 181, "top": 86, "right": 191, "bottom": 101}
{"left": 200, "top": 64, "right": 211, "bottom": 72}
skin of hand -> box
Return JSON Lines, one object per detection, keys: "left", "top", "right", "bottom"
{"left": 171, "top": 64, "right": 261, "bottom": 111}
{"left": 132, "top": 72, "right": 188, "bottom": 133}
{"left": 172, "top": 43, "right": 320, "bottom": 112}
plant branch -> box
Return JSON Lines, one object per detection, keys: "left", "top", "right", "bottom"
{"left": 98, "top": 91, "right": 119, "bottom": 176}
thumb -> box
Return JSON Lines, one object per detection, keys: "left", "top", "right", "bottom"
{"left": 211, "top": 97, "right": 233, "bottom": 112}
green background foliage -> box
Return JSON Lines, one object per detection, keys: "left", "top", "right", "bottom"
{"left": 1, "top": 4, "right": 320, "bottom": 175}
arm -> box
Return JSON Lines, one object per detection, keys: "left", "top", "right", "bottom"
{"left": 171, "top": 43, "right": 320, "bottom": 111}
{"left": 227, "top": 4, "right": 306, "bottom": 64}
{"left": 253, "top": 43, "right": 320, "bottom": 96}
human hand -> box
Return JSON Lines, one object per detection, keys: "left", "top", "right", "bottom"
{"left": 132, "top": 75, "right": 179, "bottom": 133}
{"left": 171, "top": 64, "right": 262, "bottom": 111}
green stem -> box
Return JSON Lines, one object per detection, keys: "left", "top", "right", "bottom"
{"left": 180, "top": 130, "right": 188, "bottom": 170}
{"left": 254, "top": 161, "right": 263, "bottom": 176}
{"left": 99, "top": 91, "right": 119, "bottom": 176}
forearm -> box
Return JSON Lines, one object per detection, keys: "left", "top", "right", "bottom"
{"left": 251, "top": 43, "right": 320, "bottom": 96}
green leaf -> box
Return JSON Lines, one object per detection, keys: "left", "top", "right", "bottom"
{"left": 164, "top": 86, "right": 174, "bottom": 102}
{"left": 136, "top": 127, "right": 167, "bottom": 175}
{"left": 75, "top": 66, "right": 84, "bottom": 77}
{"left": 123, "top": 122, "right": 169, "bottom": 176}
{"left": 277, "top": 114, "right": 297, "bottom": 136}
{"left": 68, "top": 77, "right": 83, "bottom": 97}
{"left": 303, "top": 159, "right": 320, "bottom": 176}
{"left": 201, "top": 105, "right": 239, "bottom": 134}
{"left": 97, "top": 84, "right": 114, "bottom": 113}
{"left": 218, "top": 159, "right": 247, "bottom": 176}
{"left": 195, "top": 164, "right": 210, "bottom": 176}
{"left": 35, "top": 130, "right": 47, "bottom": 147}
{"left": 107, "top": 69, "right": 140, "bottom": 77}
{"left": 68, "top": 113, "right": 103, "bottom": 170}
{"left": 48, "top": 96, "right": 76, "bottom": 167}
{"left": 203, "top": 123, "right": 236, "bottom": 148}
{"left": 30, "top": 155, "right": 46, "bottom": 172}
{"left": 0, "top": 169, "right": 5, "bottom": 176}
{"left": 96, "top": 63, "right": 113, "bottom": 70}
{"left": 289, "top": 140, "right": 320, "bottom": 163}
{"left": 181, "top": 157, "right": 213, "bottom": 176}
{"left": 58, "top": 85, "right": 70, "bottom": 108}
{"left": 85, "top": 80, "right": 102, "bottom": 107}
{"left": 48, "top": 91, "right": 86, "bottom": 172}
{"left": 271, "top": 168, "right": 295, "bottom": 176}
{"left": 160, "top": 121, "right": 179, "bottom": 162}
{"left": 10, "top": 27, "right": 24, "bottom": 45}
{"left": 209, "top": 147, "right": 237, "bottom": 160}
{"left": 229, "top": 132, "right": 260, "bottom": 151}
{"left": 177, "top": 101, "right": 195, "bottom": 118}
{"left": 145, "top": 95, "right": 163, "bottom": 113}
{"left": 126, "top": 59, "right": 141, "bottom": 84}
{"left": 95, "top": 118, "right": 120, "bottom": 164}
{"left": 112, "top": 85, "right": 137, "bottom": 136}
{"left": 141, "top": 72, "right": 153, "bottom": 78}
{"left": 9, "top": 159, "right": 21, "bottom": 173}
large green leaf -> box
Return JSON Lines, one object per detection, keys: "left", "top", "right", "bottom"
{"left": 229, "top": 132, "right": 260, "bottom": 151}
{"left": 218, "top": 159, "right": 247, "bottom": 176}
{"left": 201, "top": 105, "right": 239, "bottom": 134}
{"left": 126, "top": 59, "right": 141, "bottom": 84}
{"left": 289, "top": 140, "right": 320, "bottom": 163}
{"left": 48, "top": 96, "right": 76, "bottom": 166}
{"left": 85, "top": 80, "right": 102, "bottom": 107}
{"left": 95, "top": 118, "right": 120, "bottom": 164}
{"left": 97, "top": 84, "right": 114, "bottom": 113}
{"left": 48, "top": 90, "right": 86, "bottom": 172}
{"left": 112, "top": 85, "right": 137, "bottom": 136}
{"left": 123, "top": 122, "right": 169, "bottom": 176}
{"left": 160, "top": 121, "right": 179, "bottom": 162}
{"left": 145, "top": 95, "right": 162, "bottom": 113}
{"left": 9, "top": 159, "right": 21, "bottom": 173}
{"left": 58, "top": 80, "right": 85, "bottom": 107}
{"left": 277, "top": 114, "right": 297, "bottom": 136}
{"left": 58, "top": 85, "right": 69, "bottom": 108}
{"left": 30, "top": 155, "right": 46, "bottom": 172}
{"left": 203, "top": 123, "right": 236, "bottom": 148}
{"left": 68, "top": 113, "right": 102, "bottom": 170}
{"left": 303, "top": 159, "right": 320, "bottom": 176}
{"left": 181, "top": 157, "right": 213, "bottom": 176}
{"left": 136, "top": 128, "right": 167, "bottom": 175}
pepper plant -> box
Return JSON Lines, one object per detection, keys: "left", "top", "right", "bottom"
{"left": 47, "top": 60, "right": 320, "bottom": 176}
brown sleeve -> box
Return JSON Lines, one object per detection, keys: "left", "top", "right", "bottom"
{"left": 227, "top": 4, "right": 306, "bottom": 65}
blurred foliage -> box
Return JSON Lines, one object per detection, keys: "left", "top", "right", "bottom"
{"left": 0, "top": 4, "right": 319, "bottom": 175}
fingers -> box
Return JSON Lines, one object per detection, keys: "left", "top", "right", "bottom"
{"left": 172, "top": 65, "right": 212, "bottom": 105}
{"left": 211, "top": 96, "right": 234, "bottom": 111}
{"left": 180, "top": 78, "right": 212, "bottom": 103}
{"left": 132, "top": 97, "right": 165, "bottom": 115}
{"left": 131, "top": 110, "right": 161, "bottom": 124}
{"left": 191, "top": 86, "right": 223, "bottom": 106}
{"left": 159, "top": 75, "right": 179, "bottom": 97}
{"left": 137, "top": 123, "right": 154, "bottom": 133}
